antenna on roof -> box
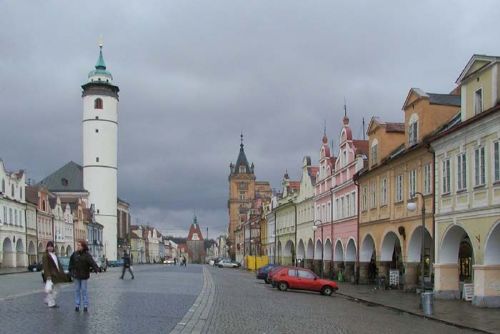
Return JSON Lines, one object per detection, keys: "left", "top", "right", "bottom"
{"left": 362, "top": 117, "right": 366, "bottom": 140}
{"left": 344, "top": 97, "right": 347, "bottom": 117}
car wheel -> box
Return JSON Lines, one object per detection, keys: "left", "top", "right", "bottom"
{"left": 218, "top": 265, "right": 223, "bottom": 268}
{"left": 264, "top": 277, "right": 271, "bottom": 284}
{"left": 278, "top": 282, "right": 288, "bottom": 292}
{"left": 321, "top": 286, "right": 333, "bottom": 296}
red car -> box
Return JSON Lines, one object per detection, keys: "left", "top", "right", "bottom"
{"left": 271, "top": 267, "right": 338, "bottom": 296}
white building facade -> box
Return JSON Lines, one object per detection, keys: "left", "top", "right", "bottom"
{"left": 82, "top": 45, "right": 119, "bottom": 260}
{"left": 0, "top": 161, "right": 27, "bottom": 268}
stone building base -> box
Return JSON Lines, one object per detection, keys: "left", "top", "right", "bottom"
{"left": 473, "top": 264, "right": 500, "bottom": 308}
{"left": 434, "top": 263, "right": 460, "bottom": 299}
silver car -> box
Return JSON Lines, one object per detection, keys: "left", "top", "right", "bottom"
{"left": 217, "top": 259, "right": 240, "bottom": 268}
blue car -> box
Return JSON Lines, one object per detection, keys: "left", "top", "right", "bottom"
{"left": 256, "top": 264, "right": 278, "bottom": 283}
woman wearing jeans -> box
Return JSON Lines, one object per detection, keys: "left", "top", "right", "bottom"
{"left": 69, "top": 240, "right": 99, "bottom": 312}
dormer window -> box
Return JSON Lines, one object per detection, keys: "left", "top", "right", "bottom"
{"left": 371, "top": 139, "right": 378, "bottom": 166}
{"left": 408, "top": 114, "right": 419, "bottom": 146}
{"left": 11, "top": 184, "right": 14, "bottom": 197}
{"left": 94, "top": 98, "right": 103, "bottom": 109}
{"left": 474, "top": 89, "right": 483, "bottom": 114}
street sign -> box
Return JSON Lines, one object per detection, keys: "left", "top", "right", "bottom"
{"left": 389, "top": 269, "right": 399, "bottom": 287}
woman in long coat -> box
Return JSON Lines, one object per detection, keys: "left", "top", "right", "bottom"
{"left": 42, "top": 241, "right": 67, "bottom": 308}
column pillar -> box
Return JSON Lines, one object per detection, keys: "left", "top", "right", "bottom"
{"left": 404, "top": 262, "right": 419, "bottom": 291}
{"left": 359, "top": 262, "right": 370, "bottom": 284}
{"left": 434, "top": 263, "right": 460, "bottom": 299}
{"left": 344, "top": 262, "right": 355, "bottom": 282}
{"left": 472, "top": 265, "right": 500, "bottom": 308}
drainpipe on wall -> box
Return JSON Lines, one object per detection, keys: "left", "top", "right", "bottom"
{"left": 353, "top": 174, "right": 360, "bottom": 285}
{"left": 294, "top": 203, "right": 297, "bottom": 266}
{"left": 426, "top": 143, "right": 436, "bottom": 270}
{"left": 274, "top": 210, "right": 277, "bottom": 264}
{"left": 330, "top": 187, "right": 334, "bottom": 266}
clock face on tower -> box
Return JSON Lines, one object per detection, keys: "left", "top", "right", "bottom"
{"left": 192, "top": 233, "right": 199, "bottom": 241}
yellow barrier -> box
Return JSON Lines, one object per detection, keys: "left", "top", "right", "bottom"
{"left": 245, "top": 256, "right": 269, "bottom": 271}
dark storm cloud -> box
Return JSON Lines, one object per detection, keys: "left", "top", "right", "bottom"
{"left": 1, "top": 1, "right": 498, "bottom": 237}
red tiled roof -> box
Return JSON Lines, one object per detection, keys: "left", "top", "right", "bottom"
{"left": 352, "top": 140, "right": 369, "bottom": 156}
{"left": 384, "top": 122, "right": 405, "bottom": 133}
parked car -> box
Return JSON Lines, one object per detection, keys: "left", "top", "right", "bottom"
{"left": 267, "top": 265, "right": 284, "bottom": 287}
{"left": 213, "top": 257, "right": 225, "bottom": 266}
{"left": 271, "top": 267, "right": 338, "bottom": 296}
{"left": 163, "top": 258, "right": 175, "bottom": 264}
{"left": 93, "top": 257, "right": 107, "bottom": 272}
{"left": 217, "top": 259, "right": 241, "bottom": 268}
{"left": 256, "top": 264, "right": 278, "bottom": 283}
{"left": 28, "top": 262, "right": 42, "bottom": 272}
{"left": 108, "top": 259, "right": 125, "bottom": 267}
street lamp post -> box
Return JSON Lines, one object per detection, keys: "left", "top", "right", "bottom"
{"left": 407, "top": 192, "right": 426, "bottom": 297}
{"left": 312, "top": 220, "right": 324, "bottom": 278}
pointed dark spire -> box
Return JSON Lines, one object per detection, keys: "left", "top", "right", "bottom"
{"left": 233, "top": 133, "right": 251, "bottom": 174}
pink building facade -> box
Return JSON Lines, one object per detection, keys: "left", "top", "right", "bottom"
{"left": 331, "top": 116, "right": 368, "bottom": 281}
{"left": 313, "top": 117, "right": 368, "bottom": 279}
{"left": 313, "top": 133, "right": 336, "bottom": 275}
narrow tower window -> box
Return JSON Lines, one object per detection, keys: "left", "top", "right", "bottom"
{"left": 95, "top": 129, "right": 99, "bottom": 133}
{"left": 96, "top": 157, "right": 99, "bottom": 163}
{"left": 94, "top": 98, "right": 103, "bottom": 109}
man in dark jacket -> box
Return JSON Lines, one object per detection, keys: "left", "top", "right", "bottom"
{"left": 121, "top": 251, "right": 134, "bottom": 279}
{"left": 68, "top": 240, "right": 99, "bottom": 312}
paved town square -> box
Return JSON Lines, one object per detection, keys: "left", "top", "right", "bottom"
{"left": 1, "top": 265, "right": 496, "bottom": 334}
{"left": 1, "top": 2, "right": 500, "bottom": 333}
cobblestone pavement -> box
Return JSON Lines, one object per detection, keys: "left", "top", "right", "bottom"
{"left": 203, "top": 267, "right": 479, "bottom": 334}
{"left": 0, "top": 264, "right": 203, "bottom": 334}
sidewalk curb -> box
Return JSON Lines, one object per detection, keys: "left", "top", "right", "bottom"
{"left": 336, "top": 291, "right": 494, "bottom": 334}
{"left": 0, "top": 270, "right": 31, "bottom": 276}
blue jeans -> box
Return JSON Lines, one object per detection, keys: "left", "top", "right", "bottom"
{"left": 74, "top": 279, "right": 89, "bottom": 307}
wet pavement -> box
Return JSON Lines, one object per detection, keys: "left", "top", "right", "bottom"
{"left": 0, "top": 264, "right": 202, "bottom": 334}
{"left": 203, "top": 267, "right": 480, "bottom": 334}
{"left": 336, "top": 282, "right": 500, "bottom": 334}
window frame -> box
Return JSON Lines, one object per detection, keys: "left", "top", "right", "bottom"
{"left": 494, "top": 141, "right": 500, "bottom": 183}
{"left": 409, "top": 169, "right": 417, "bottom": 198}
{"left": 457, "top": 152, "right": 467, "bottom": 191}
{"left": 474, "top": 88, "right": 483, "bottom": 115}
{"left": 474, "top": 146, "right": 485, "bottom": 186}
{"left": 380, "top": 177, "right": 387, "bottom": 205}
{"left": 423, "top": 163, "right": 432, "bottom": 195}
{"left": 442, "top": 159, "right": 451, "bottom": 194}
{"left": 396, "top": 174, "right": 403, "bottom": 202}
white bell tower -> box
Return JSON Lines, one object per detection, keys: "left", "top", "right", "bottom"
{"left": 82, "top": 42, "right": 119, "bottom": 260}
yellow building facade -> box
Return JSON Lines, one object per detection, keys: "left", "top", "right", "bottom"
{"left": 357, "top": 89, "right": 460, "bottom": 288}
{"left": 431, "top": 55, "right": 500, "bottom": 307}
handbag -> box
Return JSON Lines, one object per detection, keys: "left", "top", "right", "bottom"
{"left": 44, "top": 280, "right": 53, "bottom": 293}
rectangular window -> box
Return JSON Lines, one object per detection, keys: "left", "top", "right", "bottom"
{"left": 362, "top": 187, "right": 367, "bottom": 211}
{"left": 442, "top": 159, "right": 451, "bottom": 194}
{"left": 495, "top": 142, "right": 500, "bottom": 182}
{"left": 457, "top": 153, "right": 467, "bottom": 191}
{"left": 409, "top": 122, "right": 418, "bottom": 146}
{"left": 475, "top": 147, "right": 485, "bottom": 186}
{"left": 396, "top": 175, "right": 403, "bottom": 202}
{"left": 335, "top": 199, "right": 339, "bottom": 219}
{"left": 3, "top": 206, "right": 6, "bottom": 224}
{"left": 351, "top": 191, "right": 356, "bottom": 215}
{"left": 409, "top": 170, "right": 417, "bottom": 198}
{"left": 371, "top": 145, "right": 378, "bottom": 165}
{"left": 423, "top": 164, "right": 432, "bottom": 194}
{"left": 380, "top": 178, "right": 387, "bottom": 205}
{"left": 346, "top": 194, "right": 350, "bottom": 217}
{"left": 9, "top": 208, "right": 13, "bottom": 224}
{"left": 370, "top": 182, "right": 376, "bottom": 208}
{"left": 474, "top": 89, "right": 483, "bottom": 114}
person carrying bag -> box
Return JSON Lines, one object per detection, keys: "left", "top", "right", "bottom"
{"left": 42, "top": 241, "right": 67, "bottom": 308}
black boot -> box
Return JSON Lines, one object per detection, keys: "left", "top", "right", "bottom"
{"left": 83, "top": 307, "right": 88, "bottom": 312}
{"left": 75, "top": 307, "right": 79, "bottom": 312}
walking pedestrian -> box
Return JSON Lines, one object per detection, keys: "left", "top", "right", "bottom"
{"left": 182, "top": 256, "right": 187, "bottom": 267}
{"left": 68, "top": 240, "right": 99, "bottom": 312}
{"left": 42, "top": 241, "right": 67, "bottom": 308}
{"left": 173, "top": 257, "right": 177, "bottom": 266}
{"left": 120, "top": 251, "right": 134, "bottom": 279}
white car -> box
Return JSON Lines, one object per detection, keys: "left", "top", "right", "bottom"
{"left": 163, "top": 258, "right": 175, "bottom": 264}
{"left": 217, "top": 259, "right": 241, "bottom": 268}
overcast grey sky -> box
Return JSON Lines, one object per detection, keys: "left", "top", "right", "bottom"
{"left": 0, "top": 1, "right": 498, "bottom": 237}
